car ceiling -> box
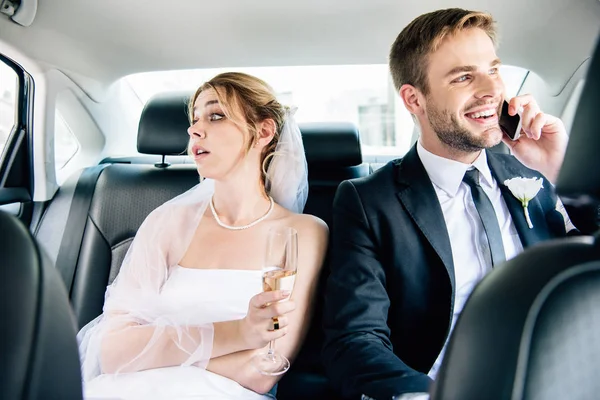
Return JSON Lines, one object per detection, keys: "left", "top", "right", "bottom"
{"left": 0, "top": 0, "right": 599, "bottom": 98}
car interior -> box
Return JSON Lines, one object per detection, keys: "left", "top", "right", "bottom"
{"left": 0, "top": 0, "right": 599, "bottom": 399}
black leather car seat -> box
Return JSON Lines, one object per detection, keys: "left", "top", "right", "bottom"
{"left": 0, "top": 210, "right": 82, "bottom": 400}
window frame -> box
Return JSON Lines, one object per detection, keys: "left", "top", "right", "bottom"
{"left": 0, "top": 52, "right": 35, "bottom": 206}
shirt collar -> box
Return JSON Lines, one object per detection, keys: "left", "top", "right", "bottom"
{"left": 416, "top": 141, "right": 495, "bottom": 197}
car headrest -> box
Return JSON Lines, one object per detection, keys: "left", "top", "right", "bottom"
{"left": 137, "top": 92, "right": 363, "bottom": 167}
{"left": 0, "top": 211, "right": 83, "bottom": 399}
{"left": 299, "top": 122, "right": 362, "bottom": 167}
{"left": 431, "top": 238, "right": 600, "bottom": 400}
{"left": 557, "top": 35, "right": 600, "bottom": 205}
{"left": 137, "top": 91, "right": 191, "bottom": 155}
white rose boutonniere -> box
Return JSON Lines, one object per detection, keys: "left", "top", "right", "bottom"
{"left": 504, "top": 177, "right": 544, "bottom": 229}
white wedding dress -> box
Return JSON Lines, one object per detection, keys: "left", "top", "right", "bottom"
{"left": 83, "top": 266, "right": 275, "bottom": 400}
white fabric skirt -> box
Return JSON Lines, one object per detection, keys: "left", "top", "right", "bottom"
{"left": 84, "top": 366, "right": 273, "bottom": 400}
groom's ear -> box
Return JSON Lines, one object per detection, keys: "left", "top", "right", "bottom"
{"left": 255, "top": 118, "right": 276, "bottom": 148}
{"left": 399, "top": 84, "right": 425, "bottom": 117}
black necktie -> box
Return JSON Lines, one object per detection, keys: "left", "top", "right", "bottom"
{"left": 463, "top": 169, "right": 506, "bottom": 267}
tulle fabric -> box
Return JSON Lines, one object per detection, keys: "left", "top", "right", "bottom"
{"left": 78, "top": 180, "right": 216, "bottom": 381}
{"left": 265, "top": 107, "right": 308, "bottom": 214}
{"left": 83, "top": 267, "right": 271, "bottom": 400}
{"left": 77, "top": 107, "right": 309, "bottom": 384}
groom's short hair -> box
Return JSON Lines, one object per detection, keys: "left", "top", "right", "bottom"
{"left": 389, "top": 8, "right": 497, "bottom": 95}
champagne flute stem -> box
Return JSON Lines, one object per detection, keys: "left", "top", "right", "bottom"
{"left": 267, "top": 340, "right": 275, "bottom": 358}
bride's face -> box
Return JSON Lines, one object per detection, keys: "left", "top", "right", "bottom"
{"left": 188, "top": 88, "right": 255, "bottom": 179}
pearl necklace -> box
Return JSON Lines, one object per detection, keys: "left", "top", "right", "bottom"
{"left": 210, "top": 196, "right": 274, "bottom": 231}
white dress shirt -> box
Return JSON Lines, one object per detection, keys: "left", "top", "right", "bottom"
{"left": 416, "top": 142, "right": 524, "bottom": 380}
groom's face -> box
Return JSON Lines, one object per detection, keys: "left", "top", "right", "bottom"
{"left": 420, "top": 28, "right": 506, "bottom": 152}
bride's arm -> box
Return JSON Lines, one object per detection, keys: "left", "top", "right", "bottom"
{"left": 206, "top": 215, "right": 329, "bottom": 394}
{"left": 101, "top": 318, "right": 240, "bottom": 373}
{"left": 96, "top": 205, "right": 292, "bottom": 375}
{"left": 100, "top": 291, "right": 292, "bottom": 374}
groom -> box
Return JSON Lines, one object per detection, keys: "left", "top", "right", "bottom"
{"left": 322, "top": 8, "right": 578, "bottom": 400}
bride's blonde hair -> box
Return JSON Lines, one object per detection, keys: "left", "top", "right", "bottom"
{"left": 188, "top": 72, "right": 288, "bottom": 182}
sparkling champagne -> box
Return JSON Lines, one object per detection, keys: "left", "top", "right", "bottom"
{"left": 262, "top": 267, "right": 296, "bottom": 293}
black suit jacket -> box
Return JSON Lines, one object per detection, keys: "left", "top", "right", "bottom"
{"left": 322, "top": 146, "right": 572, "bottom": 400}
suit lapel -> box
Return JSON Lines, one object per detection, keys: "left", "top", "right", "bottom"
{"left": 487, "top": 152, "right": 551, "bottom": 248}
{"left": 395, "top": 146, "right": 456, "bottom": 293}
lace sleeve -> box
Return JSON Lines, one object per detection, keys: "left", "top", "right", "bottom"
{"left": 78, "top": 184, "right": 215, "bottom": 381}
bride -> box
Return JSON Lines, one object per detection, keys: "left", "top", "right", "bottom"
{"left": 77, "top": 72, "right": 329, "bottom": 399}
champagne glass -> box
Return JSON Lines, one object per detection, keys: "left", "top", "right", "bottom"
{"left": 251, "top": 226, "right": 298, "bottom": 375}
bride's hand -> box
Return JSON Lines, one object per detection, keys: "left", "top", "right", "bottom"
{"left": 240, "top": 290, "right": 296, "bottom": 350}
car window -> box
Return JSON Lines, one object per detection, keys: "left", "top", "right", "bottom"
{"left": 126, "top": 64, "right": 528, "bottom": 157}
{"left": 54, "top": 110, "right": 80, "bottom": 171}
{"left": 0, "top": 59, "right": 18, "bottom": 157}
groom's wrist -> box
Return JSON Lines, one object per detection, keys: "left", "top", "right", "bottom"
{"left": 541, "top": 164, "right": 561, "bottom": 186}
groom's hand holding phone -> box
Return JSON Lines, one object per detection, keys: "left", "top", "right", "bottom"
{"left": 499, "top": 100, "right": 522, "bottom": 141}
{"left": 500, "top": 94, "right": 568, "bottom": 184}
{"left": 240, "top": 290, "right": 295, "bottom": 350}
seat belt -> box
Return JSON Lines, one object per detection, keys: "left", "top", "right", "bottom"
{"left": 29, "top": 200, "right": 48, "bottom": 236}
{"left": 55, "top": 164, "right": 109, "bottom": 295}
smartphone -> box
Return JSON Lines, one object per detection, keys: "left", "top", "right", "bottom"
{"left": 499, "top": 100, "right": 522, "bottom": 141}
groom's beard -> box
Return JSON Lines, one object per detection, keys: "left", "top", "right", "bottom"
{"left": 426, "top": 97, "right": 502, "bottom": 153}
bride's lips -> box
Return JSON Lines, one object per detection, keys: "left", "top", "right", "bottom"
{"left": 191, "top": 144, "right": 210, "bottom": 160}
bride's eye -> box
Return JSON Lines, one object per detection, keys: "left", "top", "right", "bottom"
{"left": 209, "top": 113, "right": 225, "bottom": 122}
